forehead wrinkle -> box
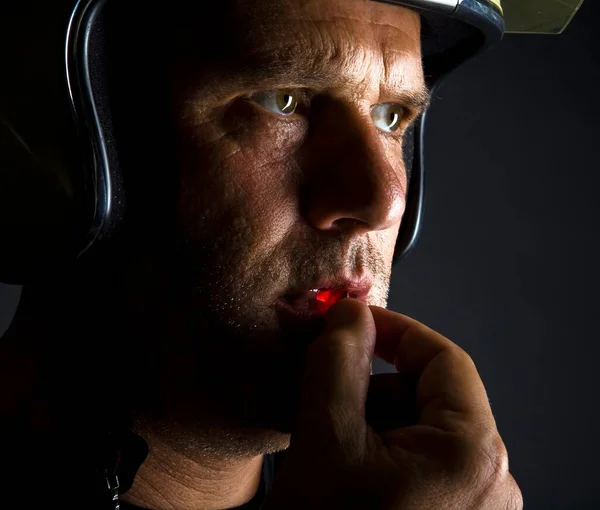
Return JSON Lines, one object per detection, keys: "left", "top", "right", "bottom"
{"left": 247, "top": 18, "right": 421, "bottom": 95}
{"left": 305, "top": 14, "right": 421, "bottom": 46}
{"left": 381, "top": 50, "right": 424, "bottom": 93}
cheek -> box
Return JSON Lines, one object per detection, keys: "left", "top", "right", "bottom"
{"left": 374, "top": 225, "right": 401, "bottom": 266}
{"left": 221, "top": 100, "right": 308, "bottom": 161}
{"left": 382, "top": 136, "right": 409, "bottom": 197}
{"left": 177, "top": 103, "right": 306, "bottom": 252}
{"left": 387, "top": 225, "right": 402, "bottom": 262}
{"left": 224, "top": 102, "right": 307, "bottom": 210}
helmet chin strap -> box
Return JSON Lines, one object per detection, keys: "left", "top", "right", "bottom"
{"left": 98, "top": 430, "right": 148, "bottom": 509}
{"left": 105, "top": 471, "right": 120, "bottom": 510}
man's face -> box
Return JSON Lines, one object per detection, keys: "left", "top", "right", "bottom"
{"left": 132, "top": 0, "right": 425, "bottom": 452}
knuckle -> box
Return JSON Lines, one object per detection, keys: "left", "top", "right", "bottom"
{"left": 451, "top": 345, "right": 475, "bottom": 366}
{"left": 448, "top": 431, "right": 508, "bottom": 485}
{"left": 413, "top": 430, "right": 519, "bottom": 509}
{"left": 470, "top": 435, "right": 520, "bottom": 507}
{"left": 476, "top": 434, "right": 510, "bottom": 483}
{"left": 461, "top": 348, "right": 476, "bottom": 364}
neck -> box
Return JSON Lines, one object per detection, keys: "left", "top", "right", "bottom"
{"left": 120, "top": 425, "right": 264, "bottom": 510}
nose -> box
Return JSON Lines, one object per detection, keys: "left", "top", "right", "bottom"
{"left": 298, "top": 100, "right": 406, "bottom": 236}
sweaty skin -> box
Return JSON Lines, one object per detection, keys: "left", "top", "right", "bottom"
{"left": 119, "top": 0, "right": 427, "bottom": 508}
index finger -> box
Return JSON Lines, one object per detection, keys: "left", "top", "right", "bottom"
{"left": 369, "top": 306, "right": 495, "bottom": 432}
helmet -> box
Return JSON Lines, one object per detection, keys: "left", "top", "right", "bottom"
{"left": 0, "top": 0, "right": 584, "bottom": 284}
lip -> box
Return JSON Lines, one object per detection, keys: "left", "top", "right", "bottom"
{"left": 318, "top": 279, "right": 371, "bottom": 302}
{"left": 284, "top": 278, "right": 372, "bottom": 302}
{"left": 277, "top": 277, "right": 372, "bottom": 320}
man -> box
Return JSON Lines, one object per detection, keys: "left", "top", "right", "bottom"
{"left": 0, "top": 0, "right": 536, "bottom": 508}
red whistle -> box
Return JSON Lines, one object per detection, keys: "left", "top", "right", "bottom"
{"left": 315, "top": 288, "right": 350, "bottom": 314}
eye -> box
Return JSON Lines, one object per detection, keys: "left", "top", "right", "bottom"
{"left": 251, "top": 90, "right": 299, "bottom": 116}
{"left": 371, "top": 103, "right": 405, "bottom": 133}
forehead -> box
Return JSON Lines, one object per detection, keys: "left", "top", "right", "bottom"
{"left": 235, "top": 0, "right": 421, "bottom": 77}
{"left": 239, "top": 0, "right": 421, "bottom": 46}
{"left": 171, "top": 0, "right": 423, "bottom": 97}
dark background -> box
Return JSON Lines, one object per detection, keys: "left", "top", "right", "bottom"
{"left": 2, "top": 1, "right": 599, "bottom": 508}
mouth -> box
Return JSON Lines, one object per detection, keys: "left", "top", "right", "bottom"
{"left": 275, "top": 280, "right": 371, "bottom": 321}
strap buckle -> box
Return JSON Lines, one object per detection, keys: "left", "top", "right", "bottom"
{"left": 105, "top": 470, "right": 120, "bottom": 510}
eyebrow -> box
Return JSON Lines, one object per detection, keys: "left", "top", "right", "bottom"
{"left": 387, "top": 87, "right": 431, "bottom": 115}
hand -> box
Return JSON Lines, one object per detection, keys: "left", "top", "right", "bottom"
{"left": 263, "top": 299, "right": 523, "bottom": 510}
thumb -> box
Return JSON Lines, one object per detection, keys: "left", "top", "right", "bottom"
{"left": 293, "top": 299, "right": 376, "bottom": 452}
